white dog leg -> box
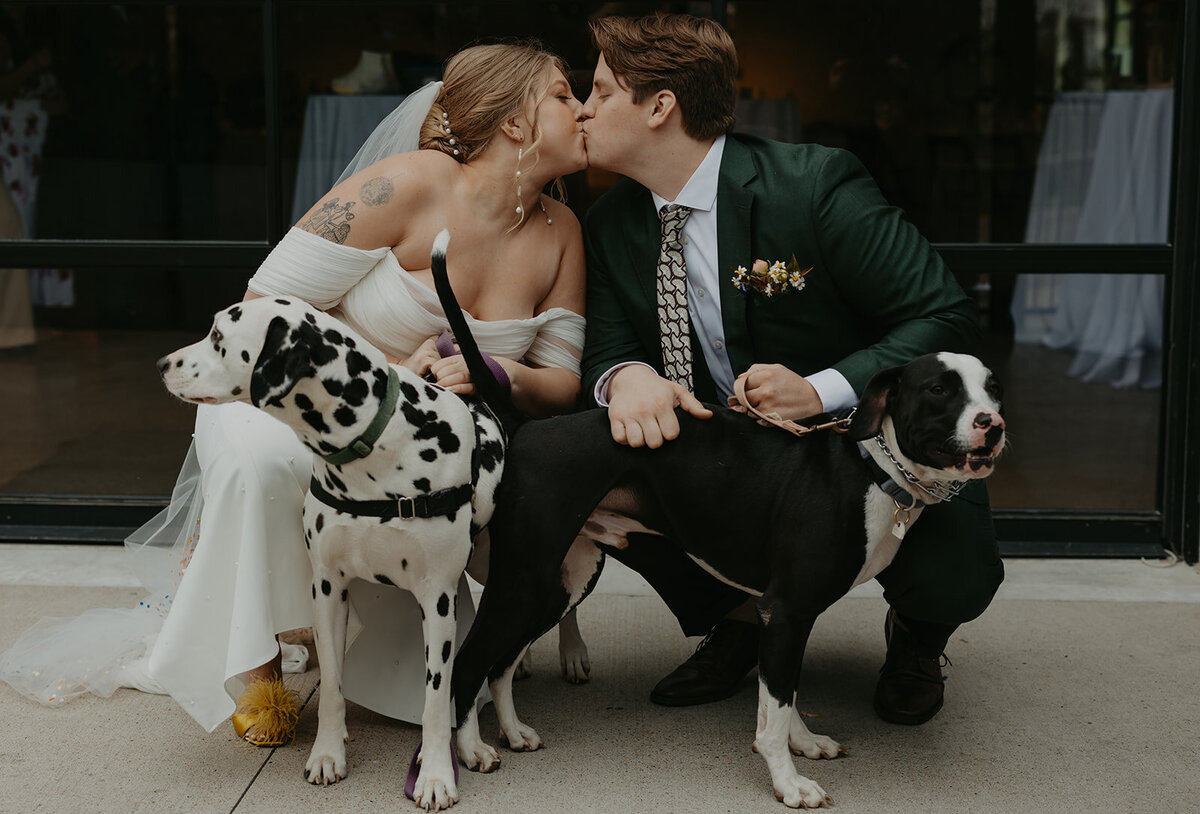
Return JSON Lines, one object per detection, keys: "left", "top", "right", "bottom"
{"left": 413, "top": 584, "right": 461, "bottom": 811}
{"left": 490, "top": 661, "right": 543, "bottom": 752}
{"left": 753, "top": 679, "right": 832, "bottom": 809}
{"left": 305, "top": 572, "right": 350, "bottom": 786}
{"left": 557, "top": 607, "right": 590, "bottom": 684}
{"left": 556, "top": 535, "right": 602, "bottom": 684}
{"left": 788, "top": 705, "right": 846, "bottom": 760}
{"left": 513, "top": 645, "right": 533, "bottom": 681}
{"left": 455, "top": 703, "right": 500, "bottom": 773}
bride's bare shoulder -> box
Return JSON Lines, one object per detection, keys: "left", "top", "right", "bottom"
{"left": 374, "top": 149, "right": 459, "bottom": 183}
{"left": 337, "top": 150, "right": 459, "bottom": 204}
{"left": 541, "top": 196, "right": 583, "bottom": 252}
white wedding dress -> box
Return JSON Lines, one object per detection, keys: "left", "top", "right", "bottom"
{"left": 0, "top": 227, "right": 585, "bottom": 731}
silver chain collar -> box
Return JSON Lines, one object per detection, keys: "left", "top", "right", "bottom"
{"left": 873, "top": 434, "right": 966, "bottom": 502}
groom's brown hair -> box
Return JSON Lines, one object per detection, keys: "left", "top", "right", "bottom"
{"left": 590, "top": 14, "right": 737, "bottom": 140}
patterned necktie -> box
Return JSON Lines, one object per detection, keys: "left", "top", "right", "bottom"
{"left": 657, "top": 203, "right": 694, "bottom": 391}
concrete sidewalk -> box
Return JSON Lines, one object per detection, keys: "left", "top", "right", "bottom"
{"left": 1, "top": 548, "right": 1198, "bottom": 813}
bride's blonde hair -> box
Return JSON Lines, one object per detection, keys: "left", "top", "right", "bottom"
{"left": 421, "top": 42, "right": 567, "bottom": 179}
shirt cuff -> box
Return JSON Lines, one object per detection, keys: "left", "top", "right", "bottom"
{"left": 806, "top": 367, "right": 857, "bottom": 413}
{"left": 594, "top": 361, "right": 657, "bottom": 407}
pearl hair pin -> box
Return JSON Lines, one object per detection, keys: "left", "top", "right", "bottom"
{"left": 442, "top": 111, "right": 459, "bottom": 156}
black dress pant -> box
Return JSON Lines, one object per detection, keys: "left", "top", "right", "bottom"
{"left": 606, "top": 481, "right": 1004, "bottom": 651}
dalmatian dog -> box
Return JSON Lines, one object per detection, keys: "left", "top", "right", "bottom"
{"left": 428, "top": 236, "right": 1007, "bottom": 808}
{"left": 158, "top": 282, "right": 503, "bottom": 810}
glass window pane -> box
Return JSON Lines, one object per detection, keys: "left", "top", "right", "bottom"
{"left": 728, "top": 0, "right": 1178, "bottom": 243}
{"left": 0, "top": 3, "right": 266, "bottom": 242}
{"left": 976, "top": 271, "right": 1159, "bottom": 511}
{"left": 0, "top": 0, "right": 1174, "bottom": 517}
{"left": 0, "top": 268, "right": 250, "bottom": 497}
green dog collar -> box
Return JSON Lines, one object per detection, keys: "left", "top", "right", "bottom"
{"left": 319, "top": 367, "right": 400, "bottom": 466}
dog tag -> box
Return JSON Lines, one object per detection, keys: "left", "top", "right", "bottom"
{"left": 891, "top": 503, "right": 912, "bottom": 540}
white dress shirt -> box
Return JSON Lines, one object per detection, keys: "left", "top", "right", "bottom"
{"left": 595, "top": 135, "right": 857, "bottom": 412}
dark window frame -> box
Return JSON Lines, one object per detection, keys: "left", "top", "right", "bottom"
{"left": 0, "top": 0, "right": 1195, "bottom": 564}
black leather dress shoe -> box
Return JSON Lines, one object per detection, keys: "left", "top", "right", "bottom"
{"left": 873, "top": 609, "right": 946, "bottom": 725}
{"left": 650, "top": 619, "right": 760, "bottom": 706}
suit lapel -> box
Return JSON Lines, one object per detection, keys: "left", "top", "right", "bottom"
{"left": 716, "top": 137, "right": 757, "bottom": 378}
{"left": 624, "top": 187, "right": 661, "bottom": 309}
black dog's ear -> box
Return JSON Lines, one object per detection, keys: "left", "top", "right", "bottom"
{"left": 846, "top": 365, "right": 904, "bottom": 441}
{"left": 250, "top": 316, "right": 313, "bottom": 408}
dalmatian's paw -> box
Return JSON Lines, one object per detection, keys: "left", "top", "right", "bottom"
{"left": 498, "top": 721, "right": 543, "bottom": 752}
{"left": 789, "top": 730, "right": 846, "bottom": 760}
{"left": 304, "top": 741, "right": 347, "bottom": 786}
{"left": 559, "top": 638, "right": 591, "bottom": 684}
{"left": 456, "top": 730, "right": 500, "bottom": 773}
{"left": 412, "top": 766, "right": 458, "bottom": 811}
{"left": 772, "top": 773, "right": 833, "bottom": 809}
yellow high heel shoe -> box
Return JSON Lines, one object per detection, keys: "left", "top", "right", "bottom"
{"left": 231, "top": 677, "right": 300, "bottom": 747}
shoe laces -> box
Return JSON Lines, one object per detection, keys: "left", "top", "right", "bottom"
{"left": 689, "top": 623, "right": 755, "bottom": 667}
{"left": 692, "top": 628, "right": 721, "bottom": 658}
{"left": 696, "top": 629, "right": 720, "bottom": 662}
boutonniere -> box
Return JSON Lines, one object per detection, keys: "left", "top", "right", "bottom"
{"left": 732, "top": 256, "right": 812, "bottom": 297}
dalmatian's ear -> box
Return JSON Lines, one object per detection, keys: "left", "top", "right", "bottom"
{"left": 846, "top": 364, "right": 904, "bottom": 441}
{"left": 251, "top": 315, "right": 317, "bottom": 408}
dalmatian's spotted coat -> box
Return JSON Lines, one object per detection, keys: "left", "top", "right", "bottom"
{"left": 159, "top": 296, "right": 503, "bottom": 811}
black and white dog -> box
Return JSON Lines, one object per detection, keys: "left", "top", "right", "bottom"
{"left": 431, "top": 244, "right": 1007, "bottom": 807}
{"left": 158, "top": 282, "right": 505, "bottom": 810}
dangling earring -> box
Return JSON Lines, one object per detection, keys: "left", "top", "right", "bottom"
{"left": 515, "top": 144, "right": 553, "bottom": 226}
{"left": 515, "top": 147, "right": 524, "bottom": 217}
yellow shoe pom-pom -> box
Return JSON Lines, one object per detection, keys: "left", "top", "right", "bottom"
{"left": 231, "top": 677, "right": 300, "bottom": 747}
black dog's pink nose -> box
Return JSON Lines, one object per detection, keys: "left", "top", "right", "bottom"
{"left": 974, "top": 412, "right": 1004, "bottom": 430}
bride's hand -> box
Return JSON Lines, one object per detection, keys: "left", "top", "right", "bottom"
{"left": 398, "top": 336, "right": 441, "bottom": 376}
{"left": 430, "top": 354, "right": 517, "bottom": 396}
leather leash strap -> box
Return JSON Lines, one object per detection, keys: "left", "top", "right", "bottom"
{"left": 728, "top": 375, "right": 854, "bottom": 438}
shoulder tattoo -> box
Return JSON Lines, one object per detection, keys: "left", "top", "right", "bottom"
{"left": 360, "top": 176, "right": 394, "bottom": 207}
{"left": 299, "top": 198, "right": 356, "bottom": 244}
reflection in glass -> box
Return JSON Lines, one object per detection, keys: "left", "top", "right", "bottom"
{"left": 728, "top": 0, "right": 1177, "bottom": 243}
{"left": 1013, "top": 88, "right": 1170, "bottom": 389}
{"left": 0, "top": 3, "right": 267, "bottom": 243}
{"left": 0, "top": 268, "right": 250, "bottom": 497}
{"left": 980, "top": 285, "right": 1158, "bottom": 511}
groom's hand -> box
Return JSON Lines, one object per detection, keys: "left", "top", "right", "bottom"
{"left": 607, "top": 365, "right": 712, "bottom": 449}
{"left": 736, "top": 364, "right": 823, "bottom": 421}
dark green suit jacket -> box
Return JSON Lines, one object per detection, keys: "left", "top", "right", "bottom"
{"left": 582, "top": 134, "right": 981, "bottom": 405}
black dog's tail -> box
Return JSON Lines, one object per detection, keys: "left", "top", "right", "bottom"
{"left": 430, "top": 229, "right": 524, "bottom": 435}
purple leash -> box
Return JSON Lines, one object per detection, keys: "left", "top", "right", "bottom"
{"left": 404, "top": 740, "right": 460, "bottom": 800}
{"left": 435, "top": 329, "right": 511, "bottom": 394}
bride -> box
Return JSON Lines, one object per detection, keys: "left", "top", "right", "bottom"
{"left": 0, "top": 42, "right": 588, "bottom": 746}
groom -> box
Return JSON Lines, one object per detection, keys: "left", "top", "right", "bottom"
{"left": 578, "top": 14, "right": 1004, "bottom": 725}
